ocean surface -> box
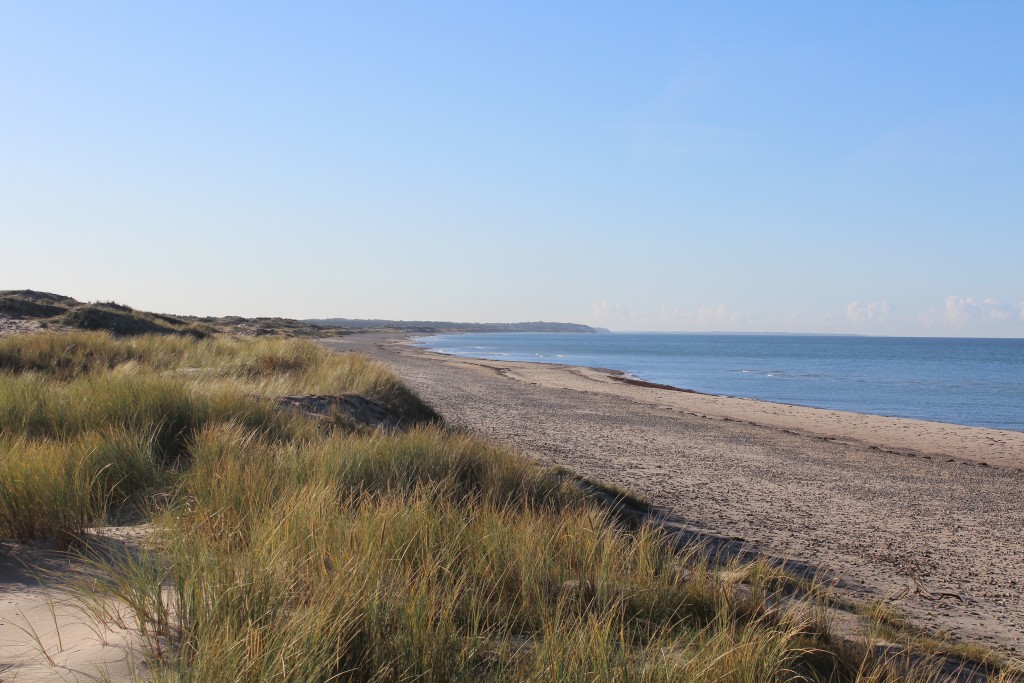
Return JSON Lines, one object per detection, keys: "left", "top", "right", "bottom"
{"left": 415, "top": 333, "right": 1024, "bottom": 432}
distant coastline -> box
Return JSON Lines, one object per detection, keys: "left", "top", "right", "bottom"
{"left": 306, "top": 317, "right": 607, "bottom": 334}
{"left": 0, "top": 290, "right": 608, "bottom": 338}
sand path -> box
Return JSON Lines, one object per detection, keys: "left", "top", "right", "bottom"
{"left": 321, "top": 335, "right": 1024, "bottom": 656}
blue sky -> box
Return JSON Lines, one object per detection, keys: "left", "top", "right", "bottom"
{"left": 3, "top": 1, "right": 1022, "bottom": 336}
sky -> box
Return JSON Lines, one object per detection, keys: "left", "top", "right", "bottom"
{"left": 2, "top": 1, "right": 1022, "bottom": 337}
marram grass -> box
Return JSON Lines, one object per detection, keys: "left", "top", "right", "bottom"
{"left": 0, "top": 331, "right": 430, "bottom": 541}
{"left": 1, "top": 331, "right": 1014, "bottom": 682}
{"left": 95, "top": 427, "right": 825, "bottom": 682}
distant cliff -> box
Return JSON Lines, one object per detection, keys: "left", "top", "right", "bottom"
{"left": 307, "top": 318, "right": 608, "bottom": 334}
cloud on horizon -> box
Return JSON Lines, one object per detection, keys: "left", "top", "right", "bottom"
{"left": 942, "top": 296, "right": 1022, "bottom": 327}
{"left": 846, "top": 300, "right": 892, "bottom": 326}
{"left": 591, "top": 300, "right": 748, "bottom": 332}
{"left": 844, "top": 296, "right": 1024, "bottom": 336}
{"left": 591, "top": 296, "right": 1024, "bottom": 336}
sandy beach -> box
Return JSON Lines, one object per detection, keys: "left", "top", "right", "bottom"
{"left": 321, "top": 334, "right": 1024, "bottom": 655}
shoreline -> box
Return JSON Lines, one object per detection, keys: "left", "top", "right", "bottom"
{"left": 406, "top": 336, "right": 1024, "bottom": 470}
{"left": 322, "top": 333, "right": 1024, "bottom": 653}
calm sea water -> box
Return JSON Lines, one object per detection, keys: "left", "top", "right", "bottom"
{"left": 415, "top": 333, "right": 1024, "bottom": 432}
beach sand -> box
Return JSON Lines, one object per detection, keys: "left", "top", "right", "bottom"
{"left": 0, "top": 532, "right": 144, "bottom": 681}
{"left": 321, "top": 334, "right": 1024, "bottom": 656}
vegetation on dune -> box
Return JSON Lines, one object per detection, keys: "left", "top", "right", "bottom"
{"left": 0, "top": 289, "right": 605, "bottom": 337}
{"left": 0, "top": 289, "right": 348, "bottom": 338}
{"left": 58, "top": 304, "right": 212, "bottom": 338}
{"left": 0, "top": 332, "right": 433, "bottom": 542}
{"left": 0, "top": 330, "right": 1016, "bottom": 681}
{"left": 112, "top": 435, "right": 827, "bottom": 683}
{"left": 1, "top": 290, "right": 213, "bottom": 337}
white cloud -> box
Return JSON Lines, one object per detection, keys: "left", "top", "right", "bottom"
{"left": 943, "top": 296, "right": 1018, "bottom": 327}
{"left": 591, "top": 300, "right": 631, "bottom": 327}
{"left": 593, "top": 296, "right": 1023, "bottom": 335}
{"left": 591, "top": 301, "right": 747, "bottom": 331}
{"left": 846, "top": 300, "right": 892, "bottom": 326}
{"left": 657, "top": 304, "right": 686, "bottom": 324}
{"left": 696, "top": 304, "right": 745, "bottom": 325}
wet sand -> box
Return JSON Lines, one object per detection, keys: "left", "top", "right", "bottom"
{"left": 321, "top": 334, "right": 1024, "bottom": 656}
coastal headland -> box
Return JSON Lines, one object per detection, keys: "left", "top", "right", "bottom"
{"left": 321, "top": 334, "right": 1024, "bottom": 655}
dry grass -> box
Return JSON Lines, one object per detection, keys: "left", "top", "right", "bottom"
{"left": 1, "top": 331, "right": 1015, "bottom": 682}
{"left": 0, "top": 332, "right": 433, "bottom": 542}
{"left": 88, "top": 426, "right": 832, "bottom": 682}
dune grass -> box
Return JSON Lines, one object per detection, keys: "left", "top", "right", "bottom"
{"left": 1, "top": 331, "right": 1016, "bottom": 681}
{"left": 0, "top": 331, "right": 432, "bottom": 542}
{"left": 86, "top": 425, "right": 836, "bottom": 682}
{"left": 86, "top": 424, "right": 1016, "bottom": 682}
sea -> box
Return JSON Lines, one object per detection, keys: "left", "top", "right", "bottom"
{"left": 414, "top": 333, "right": 1024, "bottom": 432}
